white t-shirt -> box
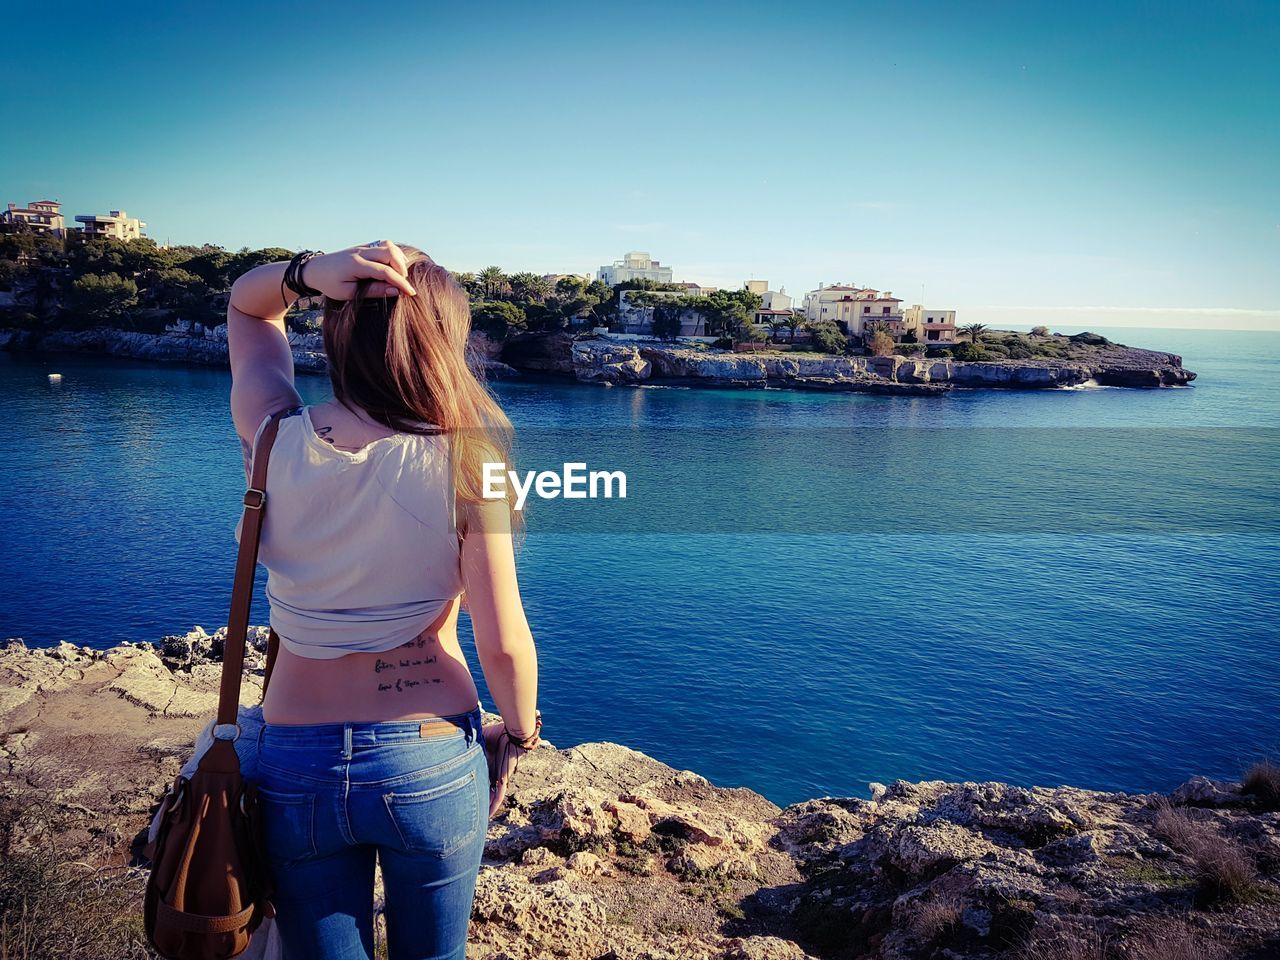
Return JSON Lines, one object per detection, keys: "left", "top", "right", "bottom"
{"left": 237, "top": 406, "right": 463, "bottom": 659}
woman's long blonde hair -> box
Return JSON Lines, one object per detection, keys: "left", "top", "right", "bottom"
{"left": 321, "top": 245, "right": 517, "bottom": 527}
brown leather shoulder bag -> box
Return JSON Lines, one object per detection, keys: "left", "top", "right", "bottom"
{"left": 144, "top": 410, "right": 289, "bottom": 960}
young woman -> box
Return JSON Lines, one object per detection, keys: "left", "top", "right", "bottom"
{"left": 226, "top": 241, "right": 540, "bottom": 960}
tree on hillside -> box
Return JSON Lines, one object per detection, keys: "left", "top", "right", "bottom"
{"left": 147, "top": 267, "right": 207, "bottom": 308}
{"left": 68, "top": 272, "right": 139, "bottom": 323}
{"left": 182, "top": 247, "right": 236, "bottom": 289}
{"left": 231, "top": 247, "right": 295, "bottom": 280}
{"left": 471, "top": 300, "right": 527, "bottom": 339}
{"left": 67, "top": 238, "right": 127, "bottom": 276}
{"left": 613, "top": 278, "right": 686, "bottom": 294}
{"left": 701, "top": 287, "right": 763, "bottom": 341}
{"left": 119, "top": 238, "right": 177, "bottom": 275}
{"left": 961, "top": 322, "right": 988, "bottom": 343}
{"left": 550, "top": 277, "right": 612, "bottom": 327}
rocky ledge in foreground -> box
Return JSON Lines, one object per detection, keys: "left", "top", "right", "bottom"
{"left": 2, "top": 632, "right": 1277, "bottom": 960}
{"left": 502, "top": 333, "right": 1197, "bottom": 393}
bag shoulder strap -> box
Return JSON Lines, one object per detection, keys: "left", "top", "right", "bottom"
{"left": 217, "top": 408, "right": 292, "bottom": 726}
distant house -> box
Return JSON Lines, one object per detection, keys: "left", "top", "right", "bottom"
{"left": 903, "top": 304, "right": 958, "bottom": 344}
{"left": 74, "top": 209, "right": 147, "bottom": 241}
{"left": 802, "top": 284, "right": 904, "bottom": 337}
{"left": 543, "top": 273, "right": 593, "bottom": 287}
{"left": 1, "top": 200, "right": 66, "bottom": 237}
{"left": 673, "top": 281, "right": 718, "bottom": 297}
{"left": 745, "top": 279, "right": 792, "bottom": 311}
{"left": 597, "top": 251, "right": 673, "bottom": 286}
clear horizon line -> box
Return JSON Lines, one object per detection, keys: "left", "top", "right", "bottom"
{"left": 970, "top": 305, "right": 1280, "bottom": 316}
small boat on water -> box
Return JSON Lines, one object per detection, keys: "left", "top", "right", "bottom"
{"left": 48, "top": 373, "right": 63, "bottom": 384}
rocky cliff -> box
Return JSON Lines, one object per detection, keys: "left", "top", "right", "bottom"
{"left": 501, "top": 334, "right": 1197, "bottom": 394}
{"left": 0, "top": 323, "right": 519, "bottom": 379}
{"left": 2, "top": 632, "right": 1276, "bottom": 960}
{"left": 1, "top": 324, "right": 1195, "bottom": 396}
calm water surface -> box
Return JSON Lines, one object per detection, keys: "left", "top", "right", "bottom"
{"left": 1, "top": 326, "right": 1277, "bottom": 805}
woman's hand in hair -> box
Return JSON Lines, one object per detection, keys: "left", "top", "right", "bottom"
{"left": 305, "top": 241, "right": 417, "bottom": 300}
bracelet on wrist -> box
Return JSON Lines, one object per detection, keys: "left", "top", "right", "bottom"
{"left": 281, "top": 250, "right": 324, "bottom": 307}
{"left": 504, "top": 710, "right": 542, "bottom": 749}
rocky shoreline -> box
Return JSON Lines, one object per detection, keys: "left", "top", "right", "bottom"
{"left": 501, "top": 333, "right": 1196, "bottom": 394}
{"left": 0, "top": 324, "right": 520, "bottom": 380}
{"left": 2, "top": 631, "right": 1276, "bottom": 960}
{"left": 1, "top": 325, "right": 1195, "bottom": 396}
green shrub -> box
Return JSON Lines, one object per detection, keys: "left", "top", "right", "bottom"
{"left": 926, "top": 347, "right": 953, "bottom": 359}
{"left": 471, "top": 300, "right": 527, "bottom": 340}
{"left": 807, "top": 320, "right": 847, "bottom": 355}
{"left": 1030, "top": 325, "right": 1051, "bottom": 337}
{"left": 895, "top": 343, "right": 925, "bottom": 356}
{"left": 1069, "top": 331, "right": 1110, "bottom": 346}
{"left": 951, "top": 342, "right": 991, "bottom": 361}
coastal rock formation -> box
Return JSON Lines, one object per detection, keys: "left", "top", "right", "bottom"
{"left": 2, "top": 633, "right": 1276, "bottom": 960}
{"left": 2, "top": 323, "right": 1193, "bottom": 394}
{"left": 500, "top": 334, "right": 1195, "bottom": 394}
{"left": 0, "top": 324, "right": 520, "bottom": 379}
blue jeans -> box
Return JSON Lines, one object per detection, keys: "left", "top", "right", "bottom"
{"left": 256, "top": 705, "right": 489, "bottom": 960}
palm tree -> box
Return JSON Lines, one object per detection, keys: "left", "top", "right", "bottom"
{"left": 478, "top": 266, "right": 507, "bottom": 301}
{"left": 863, "top": 319, "right": 894, "bottom": 341}
{"left": 961, "top": 322, "right": 988, "bottom": 343}
{"left": 784, "top": 311, "right": 804, "bottom": 343}
{"left": 508, "top": 272, "right": 550, "bottom": 303}
{"left": 451, "top": 271, "right": 480, "bottom": 300}
{"left": 764, "top": 317, "right": 790, "bottom": 341}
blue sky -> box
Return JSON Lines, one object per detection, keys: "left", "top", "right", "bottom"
{"left": 3, "top": 1, "right": 1277, "bottom": 329}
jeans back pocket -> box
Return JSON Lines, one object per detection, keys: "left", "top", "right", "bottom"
{"left": 258, "top": 787, "right": 317, "bottom": 867}
{"left": 384, "top": 767, "right": 480, "bottom": 859}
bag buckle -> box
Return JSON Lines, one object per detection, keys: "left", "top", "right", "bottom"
{"left": 243, "top": 488, "right": 266, "bottom": 510}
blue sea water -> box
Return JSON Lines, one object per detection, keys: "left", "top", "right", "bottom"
{"left": 1, "top": 326, "right": 1277, "bottom": 806}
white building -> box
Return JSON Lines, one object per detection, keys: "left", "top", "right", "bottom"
{"left": 802, "top": 284, "right": 904, "bottom": 337}
{"left": 1, "top": 200, "right": 65, "bottom": 236}
{"left": 903, "top": 304, "right": 958, "bottom": 344}
{"left": 75, "top": 209, "right": 147, "bottom": 241}
{"left": 764, "top": 289, "right": 792, "bottom": 311}
{"left": 744, "top": 279, "right": 792, "bottom": 311}
{"left": 597, "top": 251, "right": 673, "bottom": 286}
